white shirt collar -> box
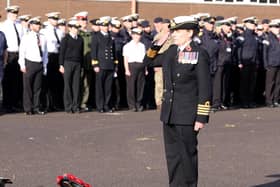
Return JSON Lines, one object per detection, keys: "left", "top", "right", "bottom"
{"left": 178, "top": 40, "right": 192, "bottom": 51}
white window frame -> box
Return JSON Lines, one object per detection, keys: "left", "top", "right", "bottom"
{"left": 96, "top": 0, "right": 280, "bottom": 6}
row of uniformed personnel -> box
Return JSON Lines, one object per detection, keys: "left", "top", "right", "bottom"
{"left": 1, "top": 5, "right": 280, "bottom": 114}
{"left": 197, "top": 14, "right": 280, "bottom": 110}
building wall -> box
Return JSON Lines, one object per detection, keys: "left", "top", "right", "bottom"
{"left": 0, "top": 0, "right": 279, "bottom": 23}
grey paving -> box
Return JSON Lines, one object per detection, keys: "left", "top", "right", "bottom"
{"left": 0, "top": 107, "right": 279, "bottom": 187}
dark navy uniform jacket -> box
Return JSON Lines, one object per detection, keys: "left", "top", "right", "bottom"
{"left": 91, "top": 32, "right": 117, "bottom": 70}
{"left": 144, "top": 41, "right": 211, "bottom": 125}
{"left": 263, "top": 32, "right": 280, "bottom": 68}
{"left": 200, "top": 29, "right": 219, "bottom": 74}
{"left": 217, "top": 32, "right": 234, "bottom": 66}
{"left": 119, "top": 28, "right": 131, "bottom": 45}
{"left": 0, "top": 31, "right": 7, "bottom": 59}
{"left": 237, "top": 29, "right": 259, "bottom": 65}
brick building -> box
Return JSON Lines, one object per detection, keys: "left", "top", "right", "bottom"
{"left": 0, "top": 0, "right": 280, "bottom": 24}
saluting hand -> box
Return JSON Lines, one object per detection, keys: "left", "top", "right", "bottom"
{"left": 194, "top": 121, "right": 205, "bottom": 132}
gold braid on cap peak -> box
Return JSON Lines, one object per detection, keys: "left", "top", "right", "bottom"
{"left": 197, "top": 101, "right": 211, "bottom": 116}
{"left": 91, "top": 60, "right": 99, "bottom": 65}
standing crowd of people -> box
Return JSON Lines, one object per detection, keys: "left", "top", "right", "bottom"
{"left": 0, "top": 5, "right": 279, "bottom": 115}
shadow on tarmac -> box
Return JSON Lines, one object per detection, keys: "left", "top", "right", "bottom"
{"left": 253, "top": 174, "right": 280, "bottom": 187}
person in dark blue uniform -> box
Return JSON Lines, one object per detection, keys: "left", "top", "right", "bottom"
{"left": 91, "top": 16, "right": 118, "bottom": 113}
{"left": 110, "top": 19, "right": 127, "bottom": 110}
{"left": 237, "top": 17, "right": 259, "bottom": 108}
{"left": 59, "top": 19, "right": 84, "bottom": 114}
{"left": 212, "top": 19, "right": 234, "bottom": 110}
{"left": 200, "top": 16, "right": 219, "bottom": 78}
{"left": 263, "top": 20, "right": 280, "bottom": 107}
{"left": 144, "top": 16, "right": 211, "bottom": 187}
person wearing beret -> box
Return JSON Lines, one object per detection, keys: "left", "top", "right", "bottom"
{"left": 18, "top": 17, "right": 48, "bottom": 115}
{"left": 144, "top": 16, "right": 211, "bottom": 187}
{"left": 59, "top": 20, "right": 84, "bottom": 113}
{"left": 0, "top": 5, "right": 24, "bottom": 113}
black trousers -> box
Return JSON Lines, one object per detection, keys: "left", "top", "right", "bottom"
{"left": 23, "top": 60, "right": 43, "bottom": 112}
{"left": 2, "top": 52, "right": 22, "bottom": 109}
{"left": 163, "top": 124, "right": 198, "bottom": 187}
{"left": 95, "top": 69, "right": 114, "bottom": 111}
{"left": 126, "top": 63, "right": 145, "bottom": 109}
{"left": 239, "top": 64, "right": 257, "bottom": 106}
{"left": 265, "top": 66, "right": 280, "bottom": 105}
{"left": 212, "top": 65, "right": 232, "bottom": 107}
{"left": 63, "top": 61, "right": 81, "bottom": 112}
{"left": 46, "top": 53, "right": 64, "bottom": 109}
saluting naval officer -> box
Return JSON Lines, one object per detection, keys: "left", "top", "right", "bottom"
{"left": 0, "top": 5, "right": 24, "bottom": 113}
{"left": 91, "top": 16, "right": 118, "bottom": 113}
{"left": 144, "top": 16, "right": 211, "bottom": 187}
{"left": 18, "top": 16, "right": 47, "bottom": 115}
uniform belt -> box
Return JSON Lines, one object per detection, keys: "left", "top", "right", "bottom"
{"left": 25, "top": 58, "right": 42, "bottom": 64}
{"left": 8, "top": 52, "right": 19, "bottom": 55}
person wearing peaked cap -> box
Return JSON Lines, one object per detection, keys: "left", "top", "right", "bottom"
{"left": 5, "top": 5, "right": 20, "bottom": 14}
{"left": 59, "top": 19, "right": 84, "bottom": 113}
{"left": 18, "top": 14, "right": 31, "bottom": 34}
{"left": 242, "top": 16, "right": 257, "bottom": 24}
{"left": 122, "top": 27, "right": 146, "bottom": 112}
{"left": 212, "top": 18, "right": 235, "bottom": 111}
{"left": 74, "top": 11, "right": 93, "bottom": 112}
{"left": 262, "top": 19, "right": 280, "bottom": 108}
{"left": 237, "top": 16, "right": 259, "bottom": 108}
{"left": 18, "top": 14, "right": 31, "bottom": 22}
{"left": 46, "top": 12, "right": 60, "bottom": 20}
{"left": 144, "top": 15, "right": 211, "bottom": 187}
{"left": 91, "top": 16, "right": 118, "bottom": 113}
{"left": 90, "top": 19, "right": 100, "bottom": 33}
{"left": 130, "top": 13, "right": 139, "bottom": 28}
{"left": 57, "top": 19, "right": 67, "bottom": 34}
{"left": 40, "top": 11, "right": 64, "bottom": 112}
{"left": 1, "top": 5, "right": 24, "bottom": 113}
{"left": 74, "top": 11, "right": 88, "bottom": 21}
{"left": 18, "top": 16, "right": 48, "bottom": 115}
{"left": 110, "top": 18, "right": 127, "bottom": 110}
{"left": 99, "top": 16, "right": 111, "bottom": 26}
{"left": 200, "top": 14, "right": 219, "bottom": 76}
{"left": 120, "top": 15, "right": 132, "bottom": 44}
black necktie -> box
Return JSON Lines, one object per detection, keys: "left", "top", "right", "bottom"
{"left": 13, "top": 23, "right": 20, "bottom": 46}
{"left": 37, "top": 34, "right": 43, "bottom": 57}
{"left": 54, "top": 28, "right": 60, "bottom": 44}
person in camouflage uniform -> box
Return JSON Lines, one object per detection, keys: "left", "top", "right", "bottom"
{"left": 75, "top": 11, "right": 93, "bottom": 112}
{"left": 153, "top": 19, "right": 173, "bottom": 109}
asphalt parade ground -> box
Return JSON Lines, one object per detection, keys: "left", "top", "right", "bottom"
{"left": 0, "top": 107, "right": 280, "bottom": 187}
